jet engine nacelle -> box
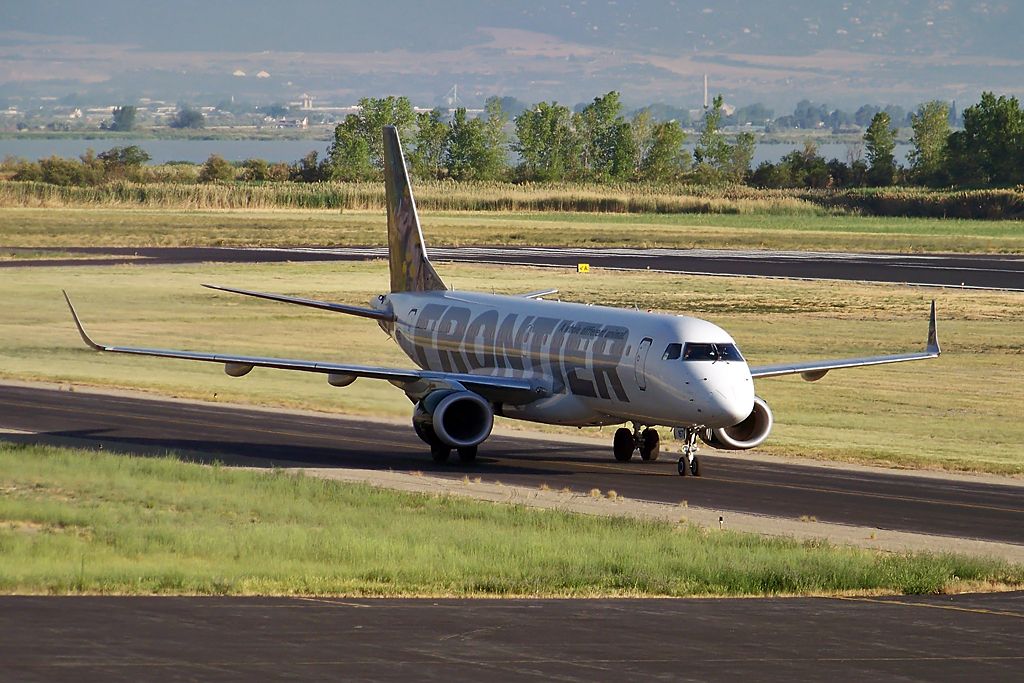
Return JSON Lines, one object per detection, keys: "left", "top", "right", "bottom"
{"left": 699, "top": 396, "right": 773, "bottom": 450}
{"left": 413, "top": 390, "right": 494, "bottom": 449}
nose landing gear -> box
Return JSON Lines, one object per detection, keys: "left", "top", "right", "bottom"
{"left": 675, "top": 427, "right": 702, "bottom": 477}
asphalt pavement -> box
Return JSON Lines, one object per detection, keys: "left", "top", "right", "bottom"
{"left": 4, "top": 245, "right": 1023, "bottom": 290}
{"left": 3, "top": 594, "right": 1023, "bottom": 681}
{"left": 2, "top": 384, "right": 1021, "bottom": 546}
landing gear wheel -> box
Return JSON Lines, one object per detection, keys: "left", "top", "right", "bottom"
{"left": 639, "top": 428, "right": 660, "bottom": 461}
{"left": 613, "top": 427, "right": 635, "bottom": 462}
{"left": 430, "top": 443, "right": 451, "bottom": 463}
{"left": 457, "top": 446, "right": 478, "bottom": 463}
{"left": 677, "top": 456, "right": 688, "bottom": 476}
{"left": 689, "top": 455, "right": 701, "bottom": 477}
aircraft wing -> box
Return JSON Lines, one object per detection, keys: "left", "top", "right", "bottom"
{"left": 63, "top": 292, "right": 550, "bottom": 405}
{"left": 748, "top": 301, "right": 940, "bottom": 381}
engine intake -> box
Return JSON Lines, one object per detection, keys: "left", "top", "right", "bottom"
{"left": 413, "top": 390, "right": 494, "bottom": 449}
{"left": 700, "top": 396, "right": 773, "bottom": 450}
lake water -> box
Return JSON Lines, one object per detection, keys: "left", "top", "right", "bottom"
{"left": 0, "top": 138, "right": 912, "bottom": 167}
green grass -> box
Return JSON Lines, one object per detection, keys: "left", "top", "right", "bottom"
{"left": 1, "top": 443, "right": 1019, "bottom": 596}
{"left": 1, "top": 260, "right": 1021, "bottom": 474}
{"left": 1, "top": 206, "right": 1023, "bottom": 253}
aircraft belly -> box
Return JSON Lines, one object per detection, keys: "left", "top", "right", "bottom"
{"left": 499, "top": 393, "right": 609, "bottom": 426}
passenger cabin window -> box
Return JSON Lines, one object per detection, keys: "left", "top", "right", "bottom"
{"left": 662, "top": 343, "right": 682, "bottom": 360}
{"left": 682, "top": 343, "right": 744, "bottom": 362}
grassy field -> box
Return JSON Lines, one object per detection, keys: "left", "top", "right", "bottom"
{"left": 1, "top": 260, "right": 1021, "bottom": 474}
{"left": 1, "top": 206, "right": 1023, "bottom": 253}
{"left": 2, "top": 443, "right": 1019, "bottom": 597}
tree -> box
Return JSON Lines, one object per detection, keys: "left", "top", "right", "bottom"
{"left": 445, "top": 109, "right": 484, "bottom": 180}
{"left": 946, "top": 92, "right": 1024, "bottom": 186}
{"left": 864, "top": 112, "right": 897, "bottom": 186}
{"left": 513, "top": 101, "right": 578, "bottom": 181}
{"left": 38, "top": 156, "right": 88, "bottom": 186}
{"left": 98, "top": 145, "right": 150, "bottom": 180}
{"left": 907, "top": 101, "right": 950, "bottom": 185}
{"left": 198, "top": 154, "right": 235, "bottom": 182}
{"left": 693, "top": 95, "right": 732, "bottom": 182}
{"left": 325, "top": 96, "right": 416, "bottom": 179}
{"left": 170, "top": 107, "right": 204, "bottom": 129}
{"left": 109, "top": 106, "right": 137, "bottom": 132}
{"left": 263, "top": 103, "right": 290, "bottom": 118}
{"left": 410, "top": 109, "right": 449, "bottom": 179}
{"left": 854, "top": 104, "right": 882, "bottom": 127}
{"left": 241, "top": 158, "right": 272, "bottom": 182}
{"left": 728, "top": 132, "right": 756, "bottom": 182}
{"left": 481, "top": 97, "right": 510, "bottom": 179}
{"left": 694, "top": 95, "right": 754, "bottom": 184}
{"left": 486, "top": 95, "right": 528, "bottom": 119}
{"left": 575, "top": 91, "right": 626, "bottom": 180}
{"left": 291, "top": 151, "right": 328, "bottom": 183}
{"left": 325, "top": 120, "right": 375, "bottom": 181}
{"left": 638, "top": 120, "right": 688, "bottom": 182}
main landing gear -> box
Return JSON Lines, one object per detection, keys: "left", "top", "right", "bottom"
{"left": 612, "top": 424, "right": 661, "bottom": 462}
{"left": 675, "top": 427, "right": 701, "bottom": 477}
{"left": 416, "top": 422, "right": 478, "bottom": 465}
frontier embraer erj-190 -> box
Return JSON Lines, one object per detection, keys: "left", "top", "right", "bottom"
{"left": 64, "top": 126, "right": 940, "bottom": 476}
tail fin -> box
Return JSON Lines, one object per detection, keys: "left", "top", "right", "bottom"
{"left": 383, "top": 125, "right": 446, "bottom": 293}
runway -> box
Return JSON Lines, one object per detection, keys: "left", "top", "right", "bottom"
{"left": 4, "top": 245, "right": 1023, "bottom": 290}
{"left": 2, "top": 384, "right": 1022, "bottom": 546}
{"left": 4, "top": 593, "right": 1023, "bottom": 681}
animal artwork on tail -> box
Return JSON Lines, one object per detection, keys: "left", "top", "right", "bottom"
{"left": 64, "top": 126, "right": 941, "bottom": 476}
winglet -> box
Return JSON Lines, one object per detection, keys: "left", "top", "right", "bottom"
{"left": 927, "top": 300, "right": 940, "bottom": 355}
{"left": 62, "top": 291, "right": 104, "bottom": 351}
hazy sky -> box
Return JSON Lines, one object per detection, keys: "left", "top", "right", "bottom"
{"left": 3, "top": 1, "right": 1022, "bottom": 109}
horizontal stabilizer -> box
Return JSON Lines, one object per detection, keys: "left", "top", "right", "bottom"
{"left": 202, "top": 284, "right": 395, "bottom": 321}
{"left": 520, "top": 288, "right": 559, "bottom": 299}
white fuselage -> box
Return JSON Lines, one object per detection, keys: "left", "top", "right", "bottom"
{"left": 377, "top": 290, "right": 754, "bottom": 429}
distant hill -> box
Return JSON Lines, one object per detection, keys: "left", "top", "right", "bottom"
{"left": 2, "top": 1, "right": 1022, "bottom": 110}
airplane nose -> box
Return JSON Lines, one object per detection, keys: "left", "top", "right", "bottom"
{"left": 708, "top": 381, "right": 754, "bottom": 427}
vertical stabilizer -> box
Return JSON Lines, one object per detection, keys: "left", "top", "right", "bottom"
{"left": 383, "top": 125, "right": 447, "bottom": 293}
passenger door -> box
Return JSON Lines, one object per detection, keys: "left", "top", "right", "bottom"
{"left": 634, "top": 337, "right": 652, "bottom": 391}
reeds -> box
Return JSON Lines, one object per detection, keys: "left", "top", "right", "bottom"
{"left": 3, "top": 178, "right": 1022, "bottom": 218}
{"left": 0, "top": 179, "right": 825, "bottom": 215}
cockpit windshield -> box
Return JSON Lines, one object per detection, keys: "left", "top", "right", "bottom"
{"left": 681, "top": 342, "right": 744, "bottom": 362}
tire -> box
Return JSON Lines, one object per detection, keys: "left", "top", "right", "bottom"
{"left": 613, "top": 427, "right": 635, "bottom": 462}
{"left": 690, "top": 455, "right": 701, "bottom": 477}
{"left": 430, "top": 443, "right": 451, "bottom": 463}
{"left": 457, "top": 446, "right": 478, "bottom": 463}
{"left": 677, "top": 456, "right": 687, "bottom": 476}
{"left": 639, "top": 428, "right": 660, "bottom": 461}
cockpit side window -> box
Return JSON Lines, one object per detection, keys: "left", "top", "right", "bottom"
{"left": 682, "top": 342, "right": 744, "bottom": 362}
{"left": 662, "top": 343, "right": 682, "bottom": 360}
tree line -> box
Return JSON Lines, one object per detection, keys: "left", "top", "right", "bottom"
{"left": 752, "top": 93, "right": 1024, "bottom": 188}
{"left": 306, "top": 92, "right": 751, "bottom": 185}
{"left": 6, "top": 91, "right": 1023, "bottom": 190}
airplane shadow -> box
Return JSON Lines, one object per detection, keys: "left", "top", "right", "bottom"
{"left": 0, "top": 427, "right": 669, "bottom": 483}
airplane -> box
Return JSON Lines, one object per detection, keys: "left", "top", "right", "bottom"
{"left": 64, "top": 126, "right": 941, "bottom": 477}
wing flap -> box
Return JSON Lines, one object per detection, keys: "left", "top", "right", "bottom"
{"left": 749, "top": 301, "right": 940, "bottom": 380}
